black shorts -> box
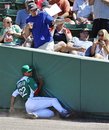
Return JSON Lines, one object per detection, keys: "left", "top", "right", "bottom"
{"left": 92, "top": 18, "right": 109, "bottom": 38}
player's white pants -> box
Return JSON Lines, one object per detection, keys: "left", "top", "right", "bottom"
{"left": 25, "top": 97, "right": 67, "bottom": 118}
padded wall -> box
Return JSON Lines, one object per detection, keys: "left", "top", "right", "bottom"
{"left": 33, "top": 51, "right": 81, "bottom": 111}
{"left": 81, "top": 59, "right": 109, "bottom": 114}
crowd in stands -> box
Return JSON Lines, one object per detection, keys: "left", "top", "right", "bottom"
{"left": 0, "top": 0, "right": 109, "bottom": 60}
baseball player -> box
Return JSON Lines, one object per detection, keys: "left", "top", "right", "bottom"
{"left": 9, "top": 65, "right": 70, "bottom": 119}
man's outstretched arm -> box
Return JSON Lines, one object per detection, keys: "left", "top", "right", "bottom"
{"left": 9, "top": 89, "right": 19, "bottom": 112}
{"left": 9, "top": 96, "right": 16, "bottom": 112}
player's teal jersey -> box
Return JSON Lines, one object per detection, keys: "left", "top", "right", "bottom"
{"left": 16, "top": 76, "right": 38, "bottom": 100}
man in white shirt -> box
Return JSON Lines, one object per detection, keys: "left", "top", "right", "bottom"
{"left": 72, "top": 0, "right": 93, "bottom": 24}
{"left": 68, "top": 28, "right": 93, "bottom": 56}
{"left": 89, "top": 0, "right": 109, "bottom": 37}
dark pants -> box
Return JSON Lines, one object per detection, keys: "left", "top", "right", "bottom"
{"left": 92, "top": 18, "right": 109, "bottom": 38}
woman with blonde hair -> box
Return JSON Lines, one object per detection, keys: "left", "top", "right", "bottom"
{"left": 91, "top": 29, "right": 109, "bottom": 60}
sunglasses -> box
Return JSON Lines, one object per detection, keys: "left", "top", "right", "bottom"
{"left": 98, "top": 34, "right": 103, "bottom": 37}
{"left": 30, "top": 9, "right": 37, "bottom": 12}
{"left": 7, "top": 21, "right": 12, "bottom": 24}
{"left": 82, "top": 31, "right": 89, "bottom": 34}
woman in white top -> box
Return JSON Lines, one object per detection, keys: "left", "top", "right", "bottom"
{"left": 91, "top": 29, "right": 109, "bottom": 60}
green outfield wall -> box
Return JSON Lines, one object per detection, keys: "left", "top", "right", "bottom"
{"left": 0, "top": 45, "right": 109, "bottom": 116}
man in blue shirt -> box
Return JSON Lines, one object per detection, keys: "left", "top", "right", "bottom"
{"left": 24, "top": 2, "right": 54, "bottom": 50}
{"left": 24, "top": 2, "right": 69, "bottom": 50}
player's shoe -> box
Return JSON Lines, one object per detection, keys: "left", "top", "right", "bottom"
{"left": 25, "top": 113, "right": 38, "bottom": 119}
{"left": 60, "top": 111, "right": 71, "bottom": 119}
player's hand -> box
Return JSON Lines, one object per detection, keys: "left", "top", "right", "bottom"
{"left": 9, "top": 106, "right": 15, "bottom": 113}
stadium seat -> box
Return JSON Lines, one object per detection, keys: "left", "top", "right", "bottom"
{"left": 15, "top": 0, "right": 25, "bottom": 10}
{"left": 4, "top": 9, "right": 17, "bottom": 22}
{"left": 64, "top": 23, "right": 93, "bottom": 37}
{"left": 0, "top": 0, "right": 12, "bottom": 9}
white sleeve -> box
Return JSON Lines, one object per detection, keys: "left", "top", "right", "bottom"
{"left": 12, "top": 89, "right": 19, "bottom": 97}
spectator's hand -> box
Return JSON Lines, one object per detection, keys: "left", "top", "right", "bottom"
{"left": 78, "top": 47, "right": 86, "bottom": 52}
{"left": 64, "top": 18, "right": 72, "bottom": 23}
{"left": 27, "top": 22, "right": 33, "bottom": 29}
{"left": 63, "top": 28, "right": 67, "bottom": 34}
{"left": 78, "top": 17, "right": 89, "bottom": 24}
{"left": 93, "top": 38, "right": 100, "bottom": 45}
{"left": 99, "top": 40, "right": 105, "bottom": 47}
{"left": 4, "top": 32, "right": 13, "bottom": 42}
{"left": 6, "top": 30, "right": 14, "bottom": 35}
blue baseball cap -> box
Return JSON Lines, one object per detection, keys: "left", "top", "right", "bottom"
{"left": 28, "top": 3, "right": 38, "bottom": 10}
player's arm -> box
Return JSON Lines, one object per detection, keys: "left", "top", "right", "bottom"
{"left": 9, "top": 89, "right": 19, "bottom": 113}
{"left": 10, "top": 96, "right": 16, "bottom": 112}
{"left": 34, "top": 78, "right": 43, "bottom": 96}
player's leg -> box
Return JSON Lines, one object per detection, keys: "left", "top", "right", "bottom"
{"left": 25, "top": 97, "right": 70, "bottom": 118}
{"left": 38, "top": 97, "right": 71, "bottom": 118}
{"left": 34, "top": 97, "right": 70, "bottom": 117}
{"left": 33, "top": 109, "right": 54, "bottom": 118}
{"left": 25, "top": 98, "right": 54, "bottom": 118}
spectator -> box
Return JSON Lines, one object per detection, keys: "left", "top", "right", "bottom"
{"left": 24, "top": 2, "right": 54, "bottom": 50}
{"left": 0, "top": 17, "right": 23, "bottom": 46}
{"left": 89, "top": 0, "right": 109, "bottom": 37}
{"left": 25, "top": 0, "right": 48, "bottom": 10}
{"left": 68, "top": 28, "right": 93, "bottom": 56}
{"left": 72, "top": 0, "right": 93, "bottom": 24}
{"left": 15, "top": 0, "right": 31, "bottom": 29}
{"left": 24, "top": 2, "right": 71, "bottom": 50}
{"left": 91, "top": 29, "right": 109, "bottom": 60}
{"left": 53, "top": 23, "right": 73, "bottom": 52}
{"left": 48, "top": 0, "right": 71, "bottom": 18}
{"left": 9, "top": 64, "right": 71, "bottom": 119}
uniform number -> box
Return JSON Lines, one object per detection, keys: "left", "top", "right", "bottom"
{"left": 19, "top": 86, "right": 27, "bottom": 97}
